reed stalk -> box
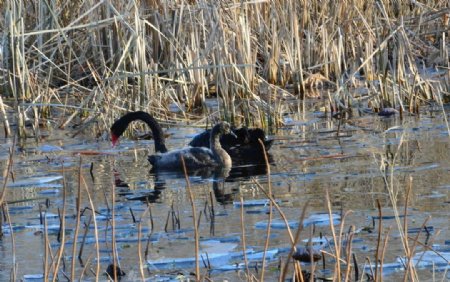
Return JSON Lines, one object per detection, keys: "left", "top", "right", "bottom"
{"left": 43, "top": 211, "right": 49, "bottom": 280}
{"left": 70, "top": 157, "right": 83, "bottom": 280}
{"left": 0, "top": 141, "right": 15, "bottom": 206}
{"left": 51, "top": 164, "right": 67, "bottom": 282}
{"left": 110, "top": 171, "right": 119, "bottom": 281}
{"left": 3, "top": 204, "right": 17, "bottom": 281}
{"left": 80, "top": 174, "right": 100, "bottom": 280}
{"left": 181, "top": 156, "right": 200, "bottom": 281}
{"left": 279, "top": 204, "right": 308, "bottom": 282}
{"left": 138, "top": 204, "right": 151, "bottom": 280}
{"left": 239, "top": 196, "right": 250, "bottom": 279}
{"left": 258, "top": 140, "right": 272, "bottom": 281}
{"left": 325, "top": 190, "right": 341, "bottom": 282}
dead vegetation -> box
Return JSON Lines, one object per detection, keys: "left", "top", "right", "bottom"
{"left": 0, "top": 0, "right": 449, "bottom": 138}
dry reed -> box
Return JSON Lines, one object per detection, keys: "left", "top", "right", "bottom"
{"left": 181, "top": 156, "right": 200, "bottom": 281}
{"left": 0, "top": 0, "right": 448, "bottom": 139}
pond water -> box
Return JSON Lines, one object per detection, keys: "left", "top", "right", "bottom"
{"left": 0, "top": 107, "right": 449, "bottom": 281}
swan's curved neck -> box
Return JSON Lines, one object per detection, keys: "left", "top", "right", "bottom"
{"left": 143, "top": 114, "right": 168, "bottom": 153}
{"left": 210, "top": 126, "right": 230, "bottom": 166}
{"left": 210, "top": 130, "right": 222, "bottom": 151}
{"left": 113, "top": 111, "right": 168, "bottom": 153}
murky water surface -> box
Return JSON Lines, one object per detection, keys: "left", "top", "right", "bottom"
{"left": 0, "top": 108, "right": 449, "bottom": 281}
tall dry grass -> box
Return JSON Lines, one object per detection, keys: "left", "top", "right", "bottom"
{"left": 0, "top": 0, "right": 449, "bottom": 138}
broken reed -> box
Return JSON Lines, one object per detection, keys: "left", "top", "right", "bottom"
{"left": 1, "top": 0, "right": 449, "bottom": 139}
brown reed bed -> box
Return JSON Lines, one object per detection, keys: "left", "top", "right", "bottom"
{"left": 0, "top": 0, "right": 449, "bottom": 141}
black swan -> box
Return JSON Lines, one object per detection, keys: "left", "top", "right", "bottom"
{"left": 189, "top": 127, "right": 272, "bottom": 151}
{"left": 110, "top": 111, "right": 236, "bottom": 170}
{"left": 188, "top": 126, "right": 273, "bottom": 164}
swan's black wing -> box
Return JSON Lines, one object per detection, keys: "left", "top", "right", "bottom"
{"left": 189, "top": 127, "right": 248, "bottom": 150}
{"left": 188, "top": 127, "right": 273, "bottom": 159}
{"left": 246, "top": 128, "right": 273, "bottom": 150}
{"left": 227, "top": 146, "right": 274, "bottom": 165}
{"left": 188, "top": 130, "right": 211, "bottom": 148}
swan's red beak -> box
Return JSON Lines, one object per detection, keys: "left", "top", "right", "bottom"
{"left": 111, "top": 133, "right": 119, "bottom": 147}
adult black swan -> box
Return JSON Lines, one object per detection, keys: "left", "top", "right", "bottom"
{"left": 189, "top": 127, "right": 272, "bottom": 151}
{"left": 110, "top": 111, "right": 236, "bottom": 170}
{"left": 189, "top": 126, "right": 273, "bottom": 165}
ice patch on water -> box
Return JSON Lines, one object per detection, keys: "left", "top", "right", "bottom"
{"left": 255, "top": 213, "right": 341, "bottom": 229}
{"left": 7, "top": 175, "right": 62, "bottom": 188}
{"left": 37, "top": 144, "right": 64, "bottom": 152}
{"left": 233, "top": 199, "right": 280, "bottom": 207}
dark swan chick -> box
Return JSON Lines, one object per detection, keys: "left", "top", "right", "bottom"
{"left": 148, "top": 122, "right": 236, "bottom": 170}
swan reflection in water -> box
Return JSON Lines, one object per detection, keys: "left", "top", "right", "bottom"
{"left": 115, "top": 152, "right": 273, "bottom": 205}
